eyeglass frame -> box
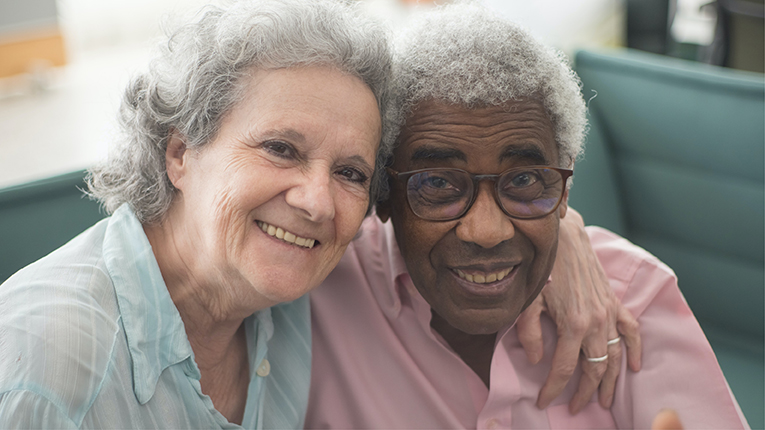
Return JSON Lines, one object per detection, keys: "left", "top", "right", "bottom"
{"left": 386, "top": 166, "right": 574, "bottom": 222}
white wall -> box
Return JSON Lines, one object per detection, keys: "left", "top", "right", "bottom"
{"left": 57, "top": 0, "right": 210, "bottom": 59}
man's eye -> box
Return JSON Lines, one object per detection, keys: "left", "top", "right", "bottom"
{"left": 423, "top": 176, "right": 452, "bottom": 189}
{"left": 336, "top": 167, "right": 369, "bottom": 184}
{"left": 509, "top": 172, "right": 539, "bottom": 187}
{"left": 264, "top": 141, "right": 296, "bottom": 159}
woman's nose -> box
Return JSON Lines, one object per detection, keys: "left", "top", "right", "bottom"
{"left": 455, "top": 182, "right": 515, "bottom": 248}
{"left": 285, "top": 168, "right": 336, "bottom": 223}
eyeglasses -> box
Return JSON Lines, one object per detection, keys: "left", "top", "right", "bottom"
{"left": 387, "top": 166, "right": 573, "bottom": 221}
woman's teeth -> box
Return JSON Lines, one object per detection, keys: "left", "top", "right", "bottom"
{"left": 455, "top": 267, "right": 513, "bottom": 284}
{"left": 257, "top": 221, "right": 316, "bottom": 249}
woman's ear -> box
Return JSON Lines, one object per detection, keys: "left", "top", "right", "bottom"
{"left": 165, "top": 130, "right": 188, "bottom": 189}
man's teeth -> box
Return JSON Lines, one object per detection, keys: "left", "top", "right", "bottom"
{"left": 455, "top": 267, "right": 513, "bottom": 284}
{"left": 257, "top": 221, "right": 316, "bottom": 249}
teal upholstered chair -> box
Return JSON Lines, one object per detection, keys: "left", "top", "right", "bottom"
{"left": 0, "top": 171, "right": 106, "bottom": 284}
{"left": 570, "top": 49, "right": 764, "bottom": 427}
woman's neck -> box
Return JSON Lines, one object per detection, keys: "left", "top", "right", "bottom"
{"left": 143, "top": 205, "right": 272, "bottom": 355}
{"left": 143, "top": 211, "right": 258, "bottom": 424}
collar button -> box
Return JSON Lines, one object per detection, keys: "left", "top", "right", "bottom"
{"left": 256, "top": 358, "right": 271, "bottom": 377}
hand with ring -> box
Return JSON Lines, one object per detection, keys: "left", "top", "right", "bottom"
{"left": 515, "top": 208, "right": 642, "bottom": 413}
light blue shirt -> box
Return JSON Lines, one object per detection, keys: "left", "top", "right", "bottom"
{"left": 0, "top": 204, "right": 311, "bottom": 429}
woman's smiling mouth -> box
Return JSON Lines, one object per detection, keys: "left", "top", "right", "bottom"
{"left": 257, "top": 220, "right": 317, "bottom": 248}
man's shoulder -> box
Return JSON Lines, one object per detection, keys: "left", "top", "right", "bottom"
{"left": 585, "top": 226, "right": 679, "bottom": 313}
{"left": 0, "top": 219, "right": 121, "bottom": 424}
{"left": 586, "top": 226, "right": 676, "bottom": 283}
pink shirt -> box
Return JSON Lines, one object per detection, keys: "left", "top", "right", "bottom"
{"left": 305, "top": 217, "right": 748, "bottom": 429}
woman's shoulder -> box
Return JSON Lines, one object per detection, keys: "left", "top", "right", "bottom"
{"left": 0, "top": 219, "right": 122, "bottom": 423}
{"left": 0, "top": 218, "right": 120, "bottom": 323}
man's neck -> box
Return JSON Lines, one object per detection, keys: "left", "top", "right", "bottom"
{"left": 430, "top": 310, "right": 496, "bottom": 389}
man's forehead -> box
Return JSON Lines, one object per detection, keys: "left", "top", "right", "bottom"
{"left": 395, "top": 99, "right": 558, "bottom": 167}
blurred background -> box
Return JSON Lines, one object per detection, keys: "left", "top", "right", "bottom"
{"left": 0, "top": 0, "right": 762, "bottom": 188}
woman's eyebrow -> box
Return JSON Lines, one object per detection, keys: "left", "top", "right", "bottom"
{"left": 410, "top": 145, "right": 466, "bottom": 162}
{"left": 260, "top": 128, "right": 306, "bottom": 144}
{"left": 345, "top": 155, "right": 374, "bottom": 172}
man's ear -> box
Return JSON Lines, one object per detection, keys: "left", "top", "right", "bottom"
{"left": 165, "top": 130, "right": 188, "bottom": 190}
{"left": 558, "top": 188, "right": 569, "bottom": 219}
{"left": 376, "top": 197, "right": 391, "bottom": 223}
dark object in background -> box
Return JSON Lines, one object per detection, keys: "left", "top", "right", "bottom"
{"left": 704, "top": 0, "right": 765, "bottom": 72}
{"left": 626, "top": 0, "right": 764, "bottom": 73}
{"left": 626, "top": 0, "right": 671, "bottom": 54}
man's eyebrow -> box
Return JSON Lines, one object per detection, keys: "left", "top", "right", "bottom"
{"left": 500, "top": 146, "right": 549, "bottom": 164}
{"left": 410, "top": 145, "right": 466, "bottom": 162}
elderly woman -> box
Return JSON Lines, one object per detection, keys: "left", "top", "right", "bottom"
{"left": 305, "top": 3, "right": 748, "bottom": 429}
{"left": 0, "top": 0, "right": 389, "bottom": 427}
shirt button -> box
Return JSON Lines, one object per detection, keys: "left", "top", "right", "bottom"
{"left": 486, "top": 418, "right": 500, "bottom": 429}
{"left": 256, "top": 358, "right": 270, "bottom": 377}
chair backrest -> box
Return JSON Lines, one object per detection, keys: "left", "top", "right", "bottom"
{"left": 0, "top": 170, "right": 106, "bottom": 283}
{"left": 570, "top": 49, "right": 764, "bottom": 343}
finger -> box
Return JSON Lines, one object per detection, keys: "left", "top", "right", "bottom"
{"left": 568, "top": 354, "right": 608, "bottom": 414}
{"left": 569, "top": 308, "right": 608, "bottom": 414}
{"left": 516, "top": 295, "right": 546, "bottom": 364}
{"left": 652, "top": 409, "right": 683, "bottom": 430}
{"left": 536, "top": 336, "right": 582, "bottom": 409}
{"left": 598, "top": 331, "right": 623, "bottom": 408}
{"left": 616, "top": 305, "right": 642, "bottom": 371}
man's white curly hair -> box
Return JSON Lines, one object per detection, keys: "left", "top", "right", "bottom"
{"left": 383, "top": 2, "right": 587, "bottom": 192}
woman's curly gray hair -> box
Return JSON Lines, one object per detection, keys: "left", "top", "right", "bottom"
{"left": 87, "top": 0, "right": 392, "bottom": 223}
{"left": 381, "top": 2, "right": 586, "bottom": 200}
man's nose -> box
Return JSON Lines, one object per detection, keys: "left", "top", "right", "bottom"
{"left": 285, "top": 167, "right": 336, "bottom": 223}
{"left": 455, "top": 181, "right": 515, "bottom": 248}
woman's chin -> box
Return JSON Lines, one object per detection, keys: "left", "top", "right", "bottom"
{"left": 248, "top": 273, "right": 319, "bottom": 305}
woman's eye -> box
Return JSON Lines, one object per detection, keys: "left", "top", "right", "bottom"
{"left": 336, "top": 167, "right": 369, "bottom": 184}
{"left": 264, "top": 141, "right": 296, "bottom": 159}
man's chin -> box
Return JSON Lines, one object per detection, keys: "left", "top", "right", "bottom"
{"left": 444, "top": 308, "right": 521, "bottom": 336}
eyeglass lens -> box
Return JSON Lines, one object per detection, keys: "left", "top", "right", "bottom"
{"left": 405, "top": 168, "right": 566, "bottom": 221}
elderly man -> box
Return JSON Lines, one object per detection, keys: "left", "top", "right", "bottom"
{"left": 304, "top": 4, "right": 747, "bottom": 429}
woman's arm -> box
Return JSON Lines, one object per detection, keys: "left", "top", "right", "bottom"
{"left": 515, "top": 208, "right": 642, "bottom": 413}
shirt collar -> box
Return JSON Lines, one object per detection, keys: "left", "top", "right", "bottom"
{"left": 103, "top": 204, "right": 195, "bottom": 405}
{"left": 352, "top": 216, "right": 409, "bottom": 319}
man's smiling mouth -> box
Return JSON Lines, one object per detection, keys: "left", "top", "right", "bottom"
{"left": 257, "top": 221, "right": 317, "bottom": 249}
{"left": 454, "top": 267, "right": 514, "bottom": 284}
